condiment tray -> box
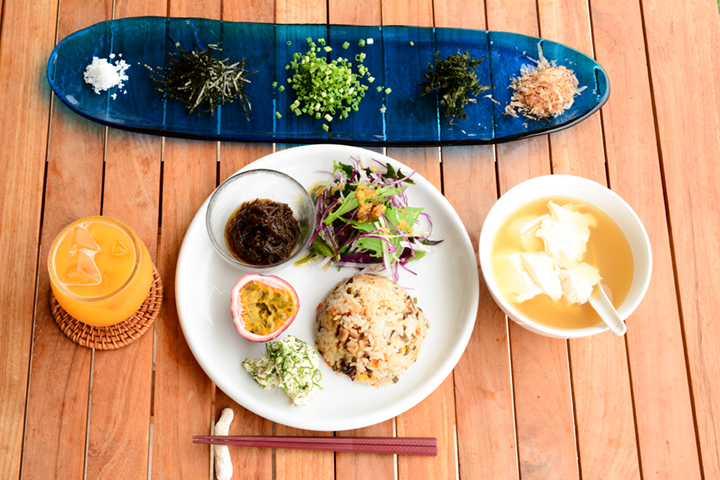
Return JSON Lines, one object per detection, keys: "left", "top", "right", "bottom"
{"left": 46, "top": 17, "right": 610, "bottom": 146}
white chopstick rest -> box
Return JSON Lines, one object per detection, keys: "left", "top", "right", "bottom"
{"left": 214, "top": 408, "right": 234, "bottom": 480}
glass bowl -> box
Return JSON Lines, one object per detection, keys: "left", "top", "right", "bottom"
{"left": 205, "top": 169, "right": 316, "bottom": 273}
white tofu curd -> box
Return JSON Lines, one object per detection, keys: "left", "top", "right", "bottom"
{"left": 493, "top": 201, "right": 601, "bottom": 306}
{"left": 496, "top": 253, "right": 543, "bottom": 302}
{"left": 558, "top": 263, "right": 601, "bottom": 305}
{"left": 520, "top": 251, "right": 563, "bottom": 301}
{"left": 535, "top": 201, "right": 595, "bottom": 268}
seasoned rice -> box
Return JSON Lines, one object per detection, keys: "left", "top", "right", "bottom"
{"left": 316, "top": 275, "right": 429, "bottom": 387}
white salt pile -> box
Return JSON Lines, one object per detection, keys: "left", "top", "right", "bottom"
{"left": 83, "top": 55, "right": 130, "bottom": 95}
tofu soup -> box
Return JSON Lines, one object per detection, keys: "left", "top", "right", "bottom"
{"left": 490, "top": 196, "right": 634, "bottom": 330}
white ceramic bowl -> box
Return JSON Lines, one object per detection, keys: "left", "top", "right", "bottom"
{"left": 205, "top": 169, "right": 316, "bottom": 273}
{"left": 478, "top": 175, "right": 652, "bottom": 338}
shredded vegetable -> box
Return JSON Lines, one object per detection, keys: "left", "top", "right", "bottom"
{"left": 298, "top": 157, "right": 442, "bottom": 281}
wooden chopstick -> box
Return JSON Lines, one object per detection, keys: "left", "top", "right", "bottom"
{"left": 193, "top": 435, "right": 438, "bottom": 456}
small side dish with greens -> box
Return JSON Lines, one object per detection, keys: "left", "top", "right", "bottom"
{"left": 242, "top": 335, "right": 322, "bottom": 406}
{"left": 299, "top": 157, "right": 442, "bottom": 280}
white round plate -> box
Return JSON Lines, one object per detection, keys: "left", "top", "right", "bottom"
{"left": 175, "top": 144, "right": 479, "bottom": 431}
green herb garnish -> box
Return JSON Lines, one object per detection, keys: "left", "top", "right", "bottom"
{"left": 145, "top": 41, "right": 256, "bottom": 118}
{"left": 278, "top": 37, "right": 386, "bottom": 130}
{"left": 420, "top": 49, "right": 491, "bottom": 120}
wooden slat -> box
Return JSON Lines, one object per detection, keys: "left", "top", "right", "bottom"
{"left": 588, "top": 1, "right": 701, "bottom": 479}
{"left": 86, "top": 129, "right": 160, "bottom": 479}
{"left": 433, "top": 0, "right": 485, "bottom": 28}
{"left": 276, "top": 0, "right": 327, "bottom": 24}
{"left": 534, "top": 1, "right": 643, "bottom": 480}
{"left": 642, "top": 0, "right": 720, "bottom": 477}
{"left": 326, "top": 3, "right": 396, "bottom": 480}
{"left": 214, "top": 7, "right": 276, "bottom": 480}
{"left": 224, "top": 0, "right": 275, "bottom": 23}
{"left": 483, "top": 2, "right": 579, "bottom": 479}
{"left": 385, "top": 147, "right": 455, "bottom": 480}
{"left": 329, "top": 0, "right": 381, "bottom": 25}
{"left": 444, "top": 145, "right": 520, "bottom": 480}
{"left": 212, "top": 389, "right": 274, "bottom": 477}
{"left": 77, "top": 2, "right": 166, "bottom": 479}
{"left": 382, "top": 0, "right": 433, "bottom": 27}
{"left": 22, "top": 0, "right": 107, "bottom": 469}
{"left": 213, "top": 8, "right": 275, "bottom": 480}
{"left": 431, "top": 2, "right": 520, "bottom": 479}
{"left": 442, "top": 143, "right": 518, "bottom": 479}
{"left": 331, "top": 152, "right": 392, "bottom": 480}
{"left": 536, "top": 3, "right": 605, "bottom": 176}
{"left": 153, "top": 136, "right": 217, "bottom": 479}
{"left": 0, "top": 1, "right": 60, "bottom": 478}
{"left": 215, "top": 142, "right": 274, "bottom": 480}
{"left": 22, "top": 103, "right": 99, "bottom": 478}
{"left": 271, "top": 2, "right": 336, "bottom": 480}
{"left": 151, "top": 5, "right": 221, "bottom": 480}
{"left": 383, "top": 6, "right": 455, "bottom": 480}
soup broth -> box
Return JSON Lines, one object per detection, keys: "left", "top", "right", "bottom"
{"left": 491, "top": 196, "right": 634, "bottom": 330}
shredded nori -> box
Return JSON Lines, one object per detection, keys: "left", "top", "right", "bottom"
{"left": 145, "top": 40, "right": 256, "bottom": 118}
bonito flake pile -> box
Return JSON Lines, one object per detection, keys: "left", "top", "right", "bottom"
{"left": 505, "top": 45, "right": 585, "bottom": 120}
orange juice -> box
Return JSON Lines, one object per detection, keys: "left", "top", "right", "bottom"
{"left": 48, "top": 216, "right": 153, "bottom": 326}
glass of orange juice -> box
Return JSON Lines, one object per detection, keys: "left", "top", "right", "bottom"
{"left": 48, "top": 216, "right": 154, "bottom": 326}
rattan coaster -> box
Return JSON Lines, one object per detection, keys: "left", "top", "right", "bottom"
{"left": 50, "top": 265, "right": 163, "bottom": 350}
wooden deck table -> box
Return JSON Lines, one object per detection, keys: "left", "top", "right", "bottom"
{"left": 2, "top": 1, "right": 719, "bottom": 479}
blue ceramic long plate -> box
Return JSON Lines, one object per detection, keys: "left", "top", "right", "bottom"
{"left": 47, "top": 17, "right": 610, "bottom": 146}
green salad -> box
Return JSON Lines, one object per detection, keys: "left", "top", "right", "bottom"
{"left": 298, "top": 157, "right": 442, "bottom": 280}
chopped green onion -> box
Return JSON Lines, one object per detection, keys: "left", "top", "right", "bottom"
{"left": 276, "top": 112, "right": 282, "bottom": 119}
{"left": 322, "top": 124, "right": 329, "bottom": 131}
{"left": 278, "top": 37, "right": 376, "bottom": 126}
{"left": 278, "top": 85, "right": 285, "bottom": 92}
{"left": 359, "top": 39, "right": 366, "bottom": 47}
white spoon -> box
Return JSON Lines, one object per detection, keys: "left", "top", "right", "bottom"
{"left": 588, "top": 283, "right": 627, "bottom": 336}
